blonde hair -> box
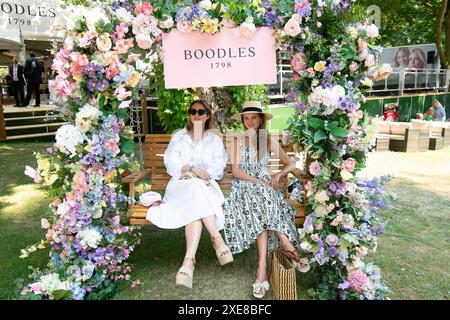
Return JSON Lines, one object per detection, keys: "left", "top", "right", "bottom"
{"left": 392, "top": 47, "right": 410, "bottom": 68}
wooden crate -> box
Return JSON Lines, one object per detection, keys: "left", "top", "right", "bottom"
{"left": 429, "top": 136, "right": 444, "bottom": 150}
{"left": 389, "top": 129, "right": 420, "bottom": 152}
{"left": 375, "top": 136, "right": 390, "bottom": 151}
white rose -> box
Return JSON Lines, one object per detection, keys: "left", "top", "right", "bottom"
{"left": 239, "top": 22, "right": 256, "bottom": 39}
{"left": 96, "top": 33, "right": 112, "bottom": 52}
{"left": 366, "top": 24, "right": 379, "bottom": 38}
{"left": 314, "top": 190, "right": 330, "bottom": 203}
{"left": 41, "top": 218, "right": 50, "bottom": 229}
{"left": 159, "top": 16, "right": 174, "bottom": 29}
{"left": 199, "top": 0, "right": 212, "bottom": 10}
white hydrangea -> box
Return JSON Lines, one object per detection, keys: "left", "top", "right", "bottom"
{"left": 308, "top": 85, "right": 346, "bottom": 115}
{"left": 75, "top": 104, "right": 103, "bottom": 133}
{"left": 77, "top": 227, "right": 102, "bottom": 248}
{"left": 56, "top": 201, "right": 70, "bottom": 216}
{"left": 115, "top": 7, "right": 133, "bottom": 24}
{"left": 40, "top": 273, "right": 62, "bottom": 294}
{"left": 55, "top": 125, "right": 84, "bottom": 157}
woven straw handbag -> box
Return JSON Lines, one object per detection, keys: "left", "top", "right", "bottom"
{"left": 269, "top": 250, "right": 297, "bottom": 300}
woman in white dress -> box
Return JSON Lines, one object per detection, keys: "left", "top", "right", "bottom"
{"left": 146, "top": 100, "right": 233, "bottom": 289}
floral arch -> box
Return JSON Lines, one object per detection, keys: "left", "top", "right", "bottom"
{"left": 19, "top": 0, "right": 393, "bottom": 300}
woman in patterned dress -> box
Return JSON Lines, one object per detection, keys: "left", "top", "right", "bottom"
{"left": 223, "top": 101, "right": 301, "bottom": 299}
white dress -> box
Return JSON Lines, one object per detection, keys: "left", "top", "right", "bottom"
{"left": 146, "top": 128, "right": 227, "bottom": 230}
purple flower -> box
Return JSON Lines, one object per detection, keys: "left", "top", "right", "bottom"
{"left": 96, "top": 79, "right": 109, "bottom": 92}
{"left": 87, "top": 79, "right": 98, "bottom": 92}
{"left": 328, "top": 246, "right": 339, "bottom": 257}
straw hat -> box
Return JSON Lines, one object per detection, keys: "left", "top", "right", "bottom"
{"left": 230, "top": 101, "right": 273, "bottom": 121}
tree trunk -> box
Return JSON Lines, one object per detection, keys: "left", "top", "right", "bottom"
{"left": 195, "top": 87, "right": 234, "bottom": 128}
{"left": 445, "top": 2, "right": 450, "bottom": 68}
{"left": 436, "top": 0, "right": 448, "bottom": 69}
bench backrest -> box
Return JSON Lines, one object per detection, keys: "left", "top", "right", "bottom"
{"left": 143, "top": 133, "right": 296, "bottom": 191}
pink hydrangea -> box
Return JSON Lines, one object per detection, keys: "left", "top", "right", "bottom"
{"left": 348, "top": 270, "right": 370, "bottom": 293}
{"left": 309, "top": 161, "right": 322, "bottom": 176}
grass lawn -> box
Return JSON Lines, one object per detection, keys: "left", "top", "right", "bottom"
{"left": 1, "top": 140, "right": 449, "bottom": 300}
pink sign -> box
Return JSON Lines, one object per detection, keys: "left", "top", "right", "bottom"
{"left": 162, "top": 27, "right": 277, "bottom": 89}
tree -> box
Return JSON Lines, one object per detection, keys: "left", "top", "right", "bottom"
{"left": 421, "top": 0, "right": 450, "bottom": 68}
{"left": 360, "top": 1, "right": 448, "bottom": 68}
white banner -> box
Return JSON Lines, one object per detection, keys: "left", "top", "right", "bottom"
{"left": 0, "top": 0, "right": 64, "bottom": 40}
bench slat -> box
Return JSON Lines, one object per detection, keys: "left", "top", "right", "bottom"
{"left": 129, "top": 134, "right": 308, "bottom": 227}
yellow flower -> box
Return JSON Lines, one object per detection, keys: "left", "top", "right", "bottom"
{"left": 37, "top": 240, "right": 46, "bottom": 250}
{"left": 192, "top": 18, "right": 202, "bottom": 31}
{"left": 100, "top": 200, "right": 106, "bottom": 207}
{"left": 37, "top": 158, "right": 50, "bottom": 172}
{"left": 103, "top": 170, "right": 117, "bottom": 183}
{"left": 126, "top": 71, "right": 141, "bottom": 88}
{"left": 84, "top": 144, "right": 93, "bottom": 152}
{"left": 340, "top": 169, "right": 353, "bottom": 181}
{"left": 361, "top": 78, "right": 373, "bottom": 87}
{"left": 314, "top": 61, "right": 326, "bottom": 72}
{"left": 44, "top": 174, "right": 58, "bottom": 186}
{"left": 202, "top": 18, "right": 219, "bottom": 34}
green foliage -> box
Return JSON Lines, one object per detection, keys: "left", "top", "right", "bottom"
{"left": 150, "top": 59, "right": 197, "bottom": 133}
{"left": 150, "top": 58, "right": 268, "bottom": 133}
{"left": 358, "top": 0, "right": 439, "bottom": 47}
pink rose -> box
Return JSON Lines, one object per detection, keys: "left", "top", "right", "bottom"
{"left": 136, "top": 33, "right": 153, "bottom": 49}
{"left": 291, "top": 53, "right": 308, "bottom": 73}
{"left": 309, "top": 161, "right": 322, "bottom": 176}
{"left": 349, "top": 61, "right": 359, "bottom": 73}
{"left": 30, "top": 282, "right": 43, "bottom": 294}
{"left": 222, "top": 17, "right": 236, "bottom": 28}
{"left": 141, "top": 2, "right": 155, "bottom": 15}
{"left": 239, "top": 22, "right": 256, "bottom": 39}
{"left": 372, "top": 64, "right": 392, "bottom": 81}
{"left": 284, "top": 17, "right": 301, "bottom": 37}
{"left": 365, "top": 54, "right": 375, "bottom": 68}
{"left": 342, "top": 158, "right": 356, "bottom": 173}
{"left": 292, "top": 71, "right": 300, "bottom": 81}
{"left": 358, "top": 39, "right": 368, "bottom": 59}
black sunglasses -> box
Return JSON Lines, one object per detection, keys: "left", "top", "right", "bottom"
{"left": 189, "top": 109, "right": 208, "bottom": 116}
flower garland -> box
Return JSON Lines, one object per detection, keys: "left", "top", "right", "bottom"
{"left": 19, "top": 0, "right": 394, "bottom": 300}
{"left": 274, "top": 0, "right": 394, "bottom": 299}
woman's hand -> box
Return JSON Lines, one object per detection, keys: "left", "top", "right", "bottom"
{"left": 270, "top": 172, "right": 288, "bottom": 190}
{"left": 191, "top": 167, "right": 210, "bottom": 180}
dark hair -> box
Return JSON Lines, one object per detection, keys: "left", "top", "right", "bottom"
{"left": 242, "top": 113, "right": 267, "bottom": 159}
{"left": 30, "top": 52, "right": 35, "bottom": 58}
{"left": 186, "top": 99, "right": 218, "bottom": 131}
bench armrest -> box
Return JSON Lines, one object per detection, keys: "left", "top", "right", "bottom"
{"left": 121, "top": 169, "right": 151, "bottom": 184}
{"left": 122, "top": 169, "right": 151, "bottom": 205}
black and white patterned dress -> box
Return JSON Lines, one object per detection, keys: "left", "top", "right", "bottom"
{"left": 223, "top": 143, "right": 300, "bottom": 254}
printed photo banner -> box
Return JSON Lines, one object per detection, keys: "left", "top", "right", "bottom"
{"left": 162, "top": 27, "right": 277, "bottom": 89}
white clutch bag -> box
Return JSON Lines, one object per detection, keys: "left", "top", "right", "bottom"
{"left": 139, "top": 192, "right": 162, "bottom": 207}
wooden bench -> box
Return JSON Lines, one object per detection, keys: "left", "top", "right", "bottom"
{"left": 122, "top": 133, "right": 308, "bottom": 227}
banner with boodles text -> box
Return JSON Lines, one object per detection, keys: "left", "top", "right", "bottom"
{"left": 162, "top": 27, "right": 277, "bottom": 89}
